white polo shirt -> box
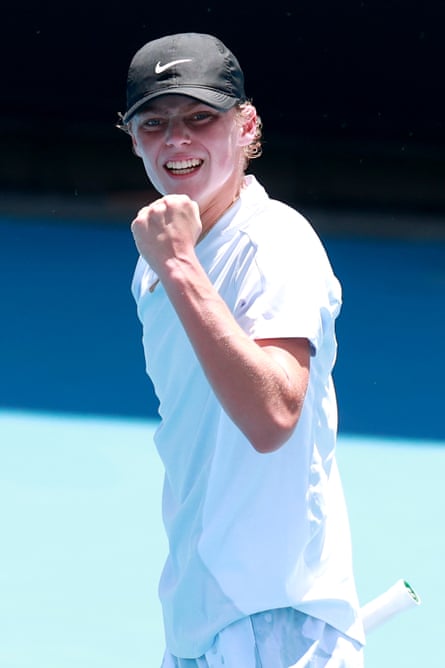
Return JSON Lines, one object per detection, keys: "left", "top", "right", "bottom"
{"left": 132, "top": 176, "right": 365, "bottom": 658}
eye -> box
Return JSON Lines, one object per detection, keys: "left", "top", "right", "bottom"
{"left": 192, "top": 111, "right": 211, "bottom": 120}
{"left": 139, "top": 116, "right": 165, "bottom": 131}
{"left": 145, "top": 118, "right": 160, "bottom": 126}
{"left": 188, "top": 110, "right": 217, "bottom": 124}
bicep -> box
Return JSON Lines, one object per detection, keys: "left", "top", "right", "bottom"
{"left": 255, "top": 337, "right": 311, "bottom": 393}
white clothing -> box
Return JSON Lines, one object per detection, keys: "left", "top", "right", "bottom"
{"left": 161, "top": 608, "right": 364, "bottom": 667}
{"left": 132, "top": 176, "right": 365, "bottom": 658}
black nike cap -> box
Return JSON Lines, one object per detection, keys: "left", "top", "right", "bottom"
{"left": 122, "top": 33, "right": 247, "bottom": 123}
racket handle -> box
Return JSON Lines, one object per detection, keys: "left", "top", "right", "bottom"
{"left": 361, "top": 579, "right": 421, "bottom": 634}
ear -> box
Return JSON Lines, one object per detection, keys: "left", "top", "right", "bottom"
{"left": 237, "top": 104, "right": 258, "bottom": 147}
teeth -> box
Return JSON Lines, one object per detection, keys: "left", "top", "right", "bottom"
{"left": 166, "top": 159, "right": 202, "bottom": 171}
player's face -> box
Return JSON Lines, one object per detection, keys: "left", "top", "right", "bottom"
{"left": 130, "top": 95, "right": 248, "bottom": 211}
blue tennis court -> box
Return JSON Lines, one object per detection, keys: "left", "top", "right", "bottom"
{"left": 1, "top": 212, "right": 444, "bottom": 667}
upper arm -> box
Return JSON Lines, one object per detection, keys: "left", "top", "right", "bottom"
{"left": 234, "top": 336, "right": 310, "bottom": 452}
{"left": 256, "top": 336, "right": 311, "bottom": 434}
{"left": 256, "top": 337, "right": 311, "bottom": 388}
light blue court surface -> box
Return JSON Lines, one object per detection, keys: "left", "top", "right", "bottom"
{"left": 1, "top": 213, "right": 444, "bottom": 667}
{"left": 1, "top": 412, "right": 444, "bottom": 668}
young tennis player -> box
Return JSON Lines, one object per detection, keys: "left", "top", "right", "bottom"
{"left": 119, "top": 32, "right": 365, "bottom": 667}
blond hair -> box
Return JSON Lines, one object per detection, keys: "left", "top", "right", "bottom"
{"left": 236, "top": 101, "right": 263, "bottom": 163}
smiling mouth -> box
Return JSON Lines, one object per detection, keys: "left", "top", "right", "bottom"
{"left": 165, "top": 158, "right": 203, "bottom": 175}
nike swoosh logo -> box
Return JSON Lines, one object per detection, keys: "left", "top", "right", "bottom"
{"left": 155, "top": 59, "right": 193, "bottom": 74}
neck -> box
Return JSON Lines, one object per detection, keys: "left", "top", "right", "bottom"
{"left": 199, "top": 177, "right": 246, "bottom": 241}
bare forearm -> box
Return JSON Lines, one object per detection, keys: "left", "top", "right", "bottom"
{"left": 159, "top": 254, "right": 309, "bottom": 453}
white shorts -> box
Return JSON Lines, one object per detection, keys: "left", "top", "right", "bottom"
{"left": 161, "top": 607, "right": 364, "bottom": 667}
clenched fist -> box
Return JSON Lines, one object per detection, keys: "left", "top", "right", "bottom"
{"left": 131, "top": 194, "right": 202, "bottom": 276}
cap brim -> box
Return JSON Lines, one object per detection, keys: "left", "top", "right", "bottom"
{"left": 123, "top": 87, "right": 241, "bottom": 123}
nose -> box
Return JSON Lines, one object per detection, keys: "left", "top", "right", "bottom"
{"left": 165, "top": 118, "right": 191, "bottom": 147}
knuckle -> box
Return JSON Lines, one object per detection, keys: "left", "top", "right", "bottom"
{"left": 133, "top": 207, "right": 148, "bottom": 225}
{"left": 151, "top": 199, "right": 168, "bottom": 215}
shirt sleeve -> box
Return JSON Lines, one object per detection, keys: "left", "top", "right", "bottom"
{"left": 233, "top": 221, "right": 341, "bottom": 355}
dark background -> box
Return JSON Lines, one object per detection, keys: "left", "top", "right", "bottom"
{"left": 2, "top": 0, "right": 445, "bottom": 230}
{"left": 2, "top": 2, "right": 445, "bottom": 439}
